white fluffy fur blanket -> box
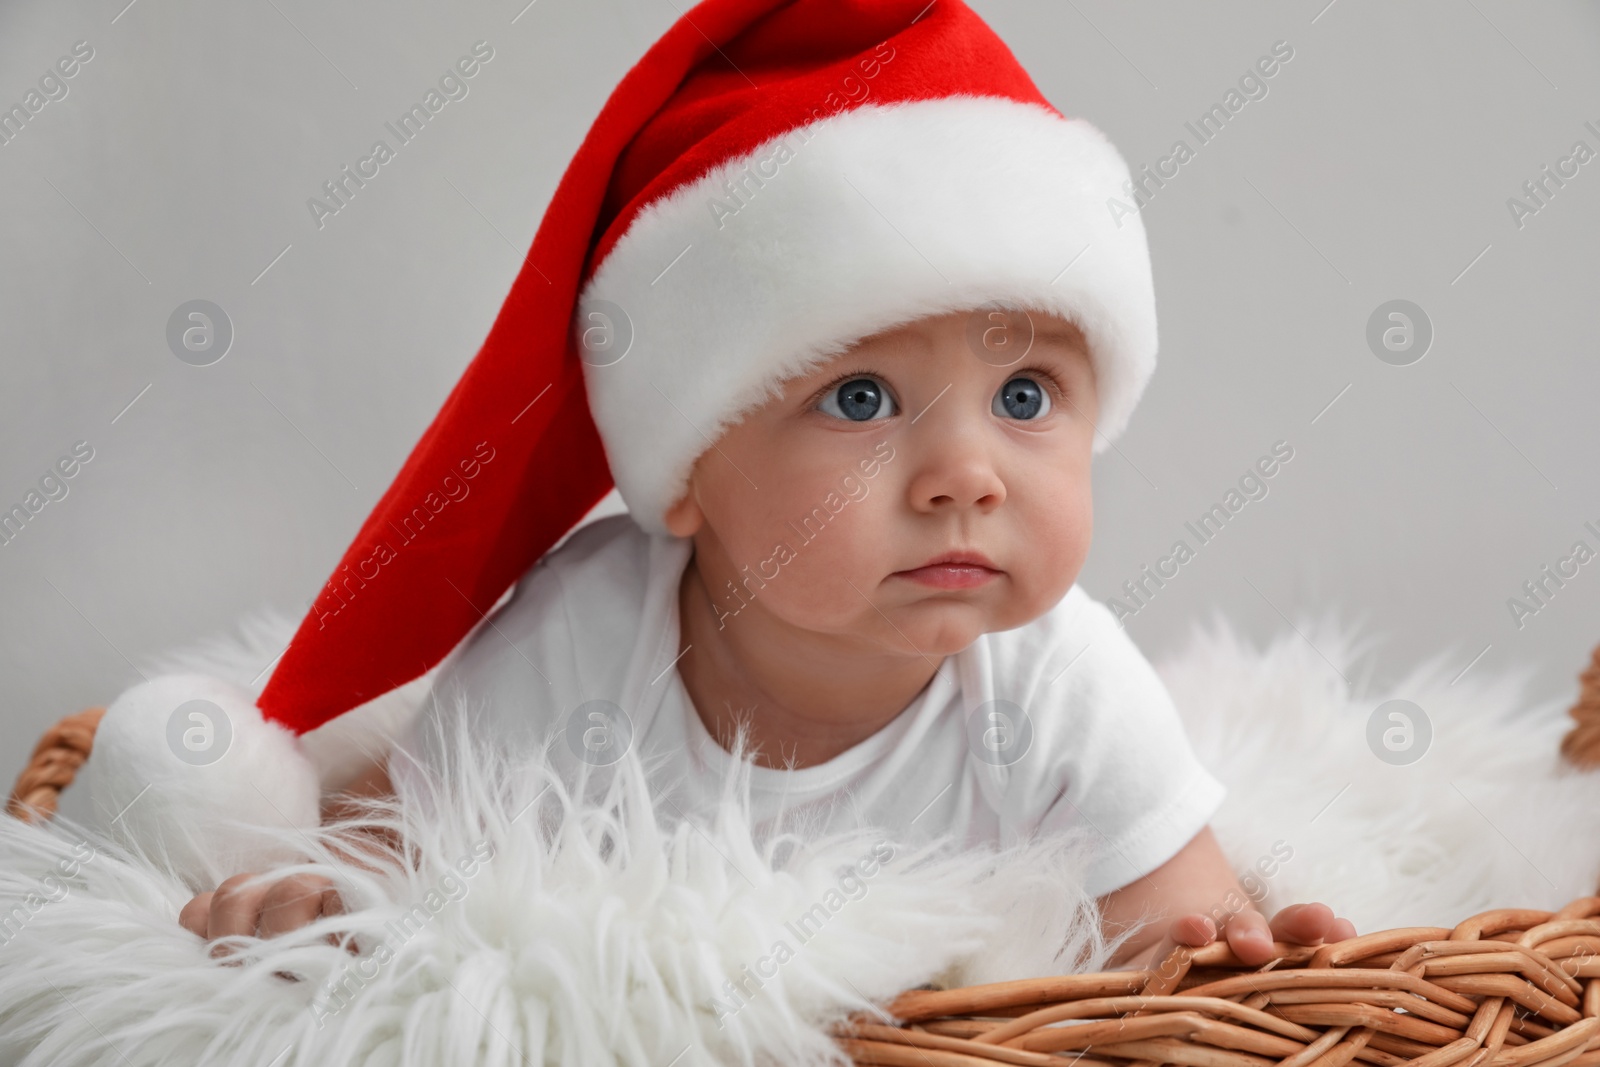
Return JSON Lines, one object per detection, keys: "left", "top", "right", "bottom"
{"left": 2, "top": 610, "right": 1599, "bottom": 1066}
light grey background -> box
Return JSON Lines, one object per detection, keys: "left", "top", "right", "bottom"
{"left": 2, "top": 0, "right": 1597, "bottom": 805}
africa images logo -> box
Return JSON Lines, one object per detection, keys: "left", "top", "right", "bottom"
{"left": 305, "top": 41, "right": 495, "bottom": 230}
{"left": 1106, "top": 40, "right": 1295, "bottom": 228}
{"left": 1108, "top": 441, "right": 1295, "bottom": 625}
{"left": 310, "top": 441, "right": 496, "bottom": 628}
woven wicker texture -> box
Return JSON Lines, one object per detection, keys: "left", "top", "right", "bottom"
{"left": 6, "top": 705, "right": 103, "bottom": 824}
{"left": 836, "top": 897, "right": 1600, "bottom": 1066}
{"left": 1562, "top": 645, "right": 1600, "bottom": 770}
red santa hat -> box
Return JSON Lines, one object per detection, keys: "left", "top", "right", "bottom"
{"left": 86, "top": 0, "right": 1157, "bottom": 871}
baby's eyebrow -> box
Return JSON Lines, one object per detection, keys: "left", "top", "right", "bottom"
{"left": 1031, "top": 325, "right": 1088, "bottom": 352}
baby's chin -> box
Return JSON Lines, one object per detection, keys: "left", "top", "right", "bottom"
{"left": 873, "top": 591, "right": 1049, "bottom": 656}
{"left": 760, "top": 567, "right": 1072, "bottom": 654}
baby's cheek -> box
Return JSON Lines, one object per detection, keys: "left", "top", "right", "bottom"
{"left": 760, "top": 518, "right": 887, "bottom": 623}
{"left": 1053, "top": 475, "right": 1094, "bottom": 547}
{"left": 1064, "top": 504, "right": 1093, "bottom": 576}
{"left": 1023, "top": 491, "right": 1092, "bottom": 607}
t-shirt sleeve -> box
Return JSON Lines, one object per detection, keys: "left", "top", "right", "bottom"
{"left": 998, "top": 587, "right": 1227, "bottom": 899}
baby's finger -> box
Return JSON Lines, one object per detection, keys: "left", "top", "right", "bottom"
{"left": 1168, "top": 913, "right": 1218, "bottom": 946}
{"left": 1223, "top": 909, "right": 1275, "bottom": 965}
{"left": 206, "top": 872, "right": 272, "bottom": 948}
{"left": 1268, "top": 902, "right": 1336, "bottom": 945}
{"left": 1331, "top": 916, "right": 1358, "bottom": 941}
{"left": 178, "top": 892, "right": 214, "bottom": 938}
{"left": 258, "top": 874, "right": 338, "bottom": 940}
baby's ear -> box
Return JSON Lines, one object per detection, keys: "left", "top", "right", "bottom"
{"left": 662, "top": 483, "right": 703, "bottom": 537}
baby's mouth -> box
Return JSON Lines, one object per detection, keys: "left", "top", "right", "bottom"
{"left": 889, "top": 552, "right": 1002, "bottom": 590}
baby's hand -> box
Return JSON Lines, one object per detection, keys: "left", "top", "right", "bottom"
{"left": 1167, "top": 901, "right": 1357, "bottom": 967}
{"left": 178, "top": 872, "right": 342, "bottom": 956}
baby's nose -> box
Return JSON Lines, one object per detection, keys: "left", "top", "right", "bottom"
{"left": 901, "top": 432, "right": 1007, "bottom": 514}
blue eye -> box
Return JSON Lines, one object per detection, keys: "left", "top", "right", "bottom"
{"left": 818, "top": 377, "right": 896, "bottom": 421}
{"left": 993, "top": 376, "right": 1051, "bottom": 420}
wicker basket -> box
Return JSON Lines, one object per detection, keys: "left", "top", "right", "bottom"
{"left": 836, "top": 903, "right": 1600, "bottom": 1067}
{"left": 11, "top": 641, "right": 1600, "bottom": 1066}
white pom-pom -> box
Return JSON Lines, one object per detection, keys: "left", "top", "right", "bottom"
{"left": 83, "top": 673, "right": 321, "bottom": 887}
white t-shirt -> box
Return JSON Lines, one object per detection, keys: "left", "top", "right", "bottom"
{"left": 402, "top": 513, "right": 1225, "bottom": 898}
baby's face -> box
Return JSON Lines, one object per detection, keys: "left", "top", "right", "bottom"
{"left": 665, "top": 308, "right": 1098, "bottom": 657}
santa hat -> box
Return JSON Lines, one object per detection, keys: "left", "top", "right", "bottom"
{"left": 85, "top": 0, "right": 1157, "bottom": 875}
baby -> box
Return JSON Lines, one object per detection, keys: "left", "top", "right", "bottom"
{"left": 179, "top": 0, "right": 1356, "bottom": 975}
{"left": 180, "top": 306, "right": 1354, "bottom": 969}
